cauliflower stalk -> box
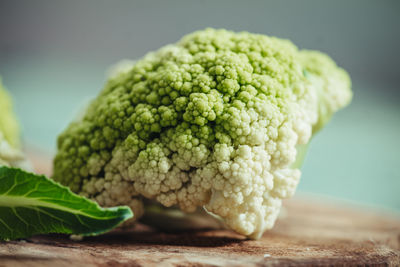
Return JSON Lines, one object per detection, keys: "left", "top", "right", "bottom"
{"left": 53, "top": 29, "right": 352, "bottom": 239}
{"left": 0, "top": 79, "right": 29, "bottom": 168}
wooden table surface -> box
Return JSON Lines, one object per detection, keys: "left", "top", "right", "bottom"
{"left": 1, "top": 196, "right": 399, "bottom": 267}
{"left": 1, "top": 156, "right": 399, "bottom": 266}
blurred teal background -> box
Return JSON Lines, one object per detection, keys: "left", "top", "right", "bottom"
{"left": 0, "top": 0, "right": 399, "bottom": 211}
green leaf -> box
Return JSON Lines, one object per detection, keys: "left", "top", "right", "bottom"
{"left": 0, "top": 166, "right": 133, "bottom": 241}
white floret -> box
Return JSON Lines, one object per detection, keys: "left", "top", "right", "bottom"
{"left": 204, "top": 145, "right": 291, "bottom": 239}
{"left": 0, "top": 132, "right": 31, "bottom": 170}
{"left": 81, "top": 168, "right": 144, "bottom": 222}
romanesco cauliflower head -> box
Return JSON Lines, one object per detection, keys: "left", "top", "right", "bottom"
{"left": 0, "top": 79, "right": 28, "bottom": 168}
{"left": 53, "top": 29, "right": 352, "bottom": 239}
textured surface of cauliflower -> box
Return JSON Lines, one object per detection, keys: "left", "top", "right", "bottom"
{"left": 53, "top": 29, "right": 352, "bottom": 239}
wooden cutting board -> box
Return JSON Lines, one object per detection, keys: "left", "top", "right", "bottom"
{"left": 1, "top": 155, "right": 399, "bottom": 266}
{"left": 1, "top": 196, "right": 399, "bottom": 267}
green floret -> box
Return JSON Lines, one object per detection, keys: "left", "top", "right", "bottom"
{"left": 53, "top": 28, "right": 352, "bottom": 239}
{"left": 299, "top": 50, "right": 352, "bottom": 133}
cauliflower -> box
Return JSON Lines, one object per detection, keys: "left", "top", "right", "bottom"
{"left": 0, "top": 79, "right": 29, "bottom": 168}
{"left": 53, "top": 29, "right": 352, "bottom": 239}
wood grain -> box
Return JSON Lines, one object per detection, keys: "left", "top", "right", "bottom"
{"left": 1, "top": 196, "right": 399, "bottom": 267}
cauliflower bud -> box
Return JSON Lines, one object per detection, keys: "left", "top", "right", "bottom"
{"left": 53, "top": 29, "right": 352, "bottom": 239}
{"left": 0, "top": 79, "right": 30, "bottom": 168}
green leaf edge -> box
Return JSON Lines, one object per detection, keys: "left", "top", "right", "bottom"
{"left": 0, "top": 166, "right": 133, "bottom": 241}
